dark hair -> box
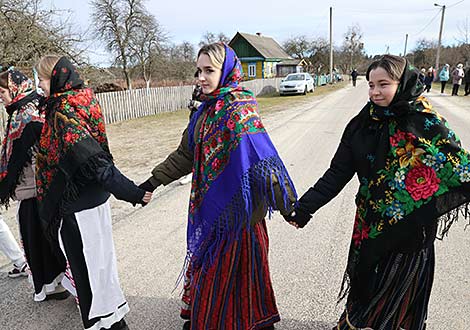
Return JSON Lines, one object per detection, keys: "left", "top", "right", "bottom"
{"left": 0, "top": 71, "right": 8, "bottom": 89}
{"left": 366, "top": 54, "right": 406, "bottom": 82}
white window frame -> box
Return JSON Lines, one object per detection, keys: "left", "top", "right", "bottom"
{"left": 248, "top": 63, "right": 256, "bottom": 77}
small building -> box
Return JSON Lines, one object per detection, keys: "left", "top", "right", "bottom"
{"left": 276, "top": 58, "right": 308, "bottom": 77}
{"left": 229, "top": 32, "right": 292, "bottom": 80}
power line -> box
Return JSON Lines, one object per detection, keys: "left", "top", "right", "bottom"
{"left": 414, "top": 9, "right": 441, "bottom": 37}
{"left": 448, "top": 0, "right": 466, "bottom": 8}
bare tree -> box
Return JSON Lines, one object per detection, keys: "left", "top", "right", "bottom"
{"left": 456, "top": 18, "right": 470, "bottom": 66}
{"left": 0, "top": 0, "right": 85, "bottom": 69}
{"left": 198, "top": 31, "right": 230, "bottom": 48}
{"left": 412, "top": 38, "right": 438, "bottom": 68}
{"left": 129, "top": 13, "right": 168, "bottom": 89}
{"left": 283, "top": 35, "right": 312, "bottom": 59}
{"left": 341, "top": 23, "right": 365, "bottom": 71}
{"left": 91, "top": 0, "right": 148, "bottom": 89}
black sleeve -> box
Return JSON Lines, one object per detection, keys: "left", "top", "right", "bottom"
{"left": 296, "top": 126, "right": 356, "bottom": 215}
{"left": 94, "top": 159, "right": 146, "bottom": 204}
{"left": 0, "top": 121, "right": 43, "bottom": 201}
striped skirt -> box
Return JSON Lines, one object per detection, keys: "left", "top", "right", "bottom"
{"left": 336, "top": 246, "right": 435, "bottom": 330}
{"left": 181, "top": 219, "right": 279, "bottom": 330}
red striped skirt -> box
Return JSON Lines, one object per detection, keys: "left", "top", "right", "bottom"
{"left": 181, "top": 219, "right": 279, "bottom": 330}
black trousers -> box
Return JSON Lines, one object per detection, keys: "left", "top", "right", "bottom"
{"left": 18, "top": 198, "right": 66, "bottom": 296}
{"left": 452, "top": 84, "right": 460, "bottom": 96}
{"left": 465, "top": 82, "right": 470, "bottom": 95}
{"left": 440, "top": 81, "right": 447, "bottom": 93}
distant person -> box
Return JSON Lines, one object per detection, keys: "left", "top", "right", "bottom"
{"left": 35, "top": 55, "right": 152, "bottom": 330}
{"left": 439, "top": 64, "right": 450, "bottom": 93}
{"left": 0, "top": 214, "right": 27, "bottom": 278}
{"left": 285, "top": 54, "right": 470, "bottom": 329}
{"left": 424, "top": 67, "right": 434, "bottom": 92}
{"left": 351, "top": 69, "right": 358, "bottom": 87}
{"left": 139, "top": 43, "right": 297, "bottom": 330}
{"left": 0, "top": 68, "right": 68, "bottom": 301}
{"left": 419, "top": 68, "right": 426, "bottom": 84}
{"left": 451, "top": 63, "right": 465, "bottom": 96}
{"left": 464, "top": 67, "right": 470, "bottom": 96}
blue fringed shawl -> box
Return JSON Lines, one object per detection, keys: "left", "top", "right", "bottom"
{"left": 186, "top": 44, "right": 297, "bottom": 269}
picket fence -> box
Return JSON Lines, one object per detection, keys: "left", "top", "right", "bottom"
{"left": 96, "top": 77, "right": 282, "bottom": 124}
{"left": 0, "top": 77, "right": 282, "bottom": 136}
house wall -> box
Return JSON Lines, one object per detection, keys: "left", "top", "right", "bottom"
{"left": 241, "top": 61, "right": 264, "bottom": 80}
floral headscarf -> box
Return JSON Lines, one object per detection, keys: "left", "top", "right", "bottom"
{"left": 343, "top": 61, "right": 470, "bottom": 303}
{"left": 0, "top": 69, "right": 43, "bottom": 205}
{"left": 36, "top": 57, "right": 111, "bottom": 238}
{"left": 185, "top": 44, "right": 296, "bottom": 269}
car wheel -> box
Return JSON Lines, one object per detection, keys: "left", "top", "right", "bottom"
{"left": 303, "top": 86, "right": 307, "bottom": 95}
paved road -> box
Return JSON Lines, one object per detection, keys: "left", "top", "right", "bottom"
{"left": 1, "top": 80, "right": 469, "bottom": 329}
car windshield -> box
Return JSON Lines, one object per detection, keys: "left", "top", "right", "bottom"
{"left": 285, "top": 74, "right": 305, "bottom": 81}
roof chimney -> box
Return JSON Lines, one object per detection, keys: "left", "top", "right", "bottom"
{"left": 256, "top": 32, "right": 262, "bottom": 37}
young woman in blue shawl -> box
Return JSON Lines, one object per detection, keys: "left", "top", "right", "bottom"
{"left": 139, "top": 43, "right": 297, "bottom": 330}
{"left": 286, "top": 54, "right": 470, "bottom": 329}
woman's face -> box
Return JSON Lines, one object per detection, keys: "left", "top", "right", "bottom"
{"left": 368, "top": 67, "right": 400, "bottom": 107}
{"left": 38, "top": 77, "right": 51, "bottom": 97}
{"left": 0, "top": 86, "right": 12, "bottom": 105}
{"left": 196, "top": 54, "right": 222, "bottom": 95}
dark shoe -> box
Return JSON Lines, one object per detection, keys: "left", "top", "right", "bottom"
{"left": 183, "top": 321, "right": 191, "bottom": 330}
{"left": 261, "top": 326, "right": 275, "bottom": 330}
{"left": 7, "top": 263, "right": 28, "bottom": 278}
{"left": 45, "top": 290, "right": 70, "bottom": 301}
{"left": 105, "top": 319, "right": 129, "bottom": 330}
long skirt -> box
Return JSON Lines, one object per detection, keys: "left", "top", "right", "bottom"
{"left": 17, "top": 198, "right": 66, "bottom": 301}
{"left": 181, "top": 219, "right": 279, "bottom": 330}
{"left": 336, "top": 246, "right": 435, "bottom": 330}
{"left": 59, "top": 200, "right": 129, "bottom": 330}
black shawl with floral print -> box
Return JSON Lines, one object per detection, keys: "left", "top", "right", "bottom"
{"left": 297, "top": 61, "right": 470, "bottom": 303}
{"left": 0, "top": 69, "right": 43, "bottom": 206}
{"left": 36, "top": 57, "right": 112, "bottom": 239}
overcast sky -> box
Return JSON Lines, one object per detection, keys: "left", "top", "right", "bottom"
{"left": 48, "top": 0, "right": 469, "bottom": 66}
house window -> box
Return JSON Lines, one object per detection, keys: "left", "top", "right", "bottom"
{"left": 248, "top": 64, "right": 256, "bottom": 77}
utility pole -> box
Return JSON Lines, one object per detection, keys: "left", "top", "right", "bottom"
{"left": 434, "top": 3, "right": 446, "bottom": 72}
{"left": 403, "top": 33, "right": 408, "bottom": 57}
{"left": 329, "top": 6, "right": 333, "bottom": 84}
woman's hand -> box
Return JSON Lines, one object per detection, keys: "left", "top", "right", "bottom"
{"left": 141, "top": 191, "right": 152, "bottom": 206}
{"left": 283, "top": 209, "right": 312, "bottom": 229}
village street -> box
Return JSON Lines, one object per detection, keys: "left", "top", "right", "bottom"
{"left": 1, "top": 79, "right": 469, "bottom": 329}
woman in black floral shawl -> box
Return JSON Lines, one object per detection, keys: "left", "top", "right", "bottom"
{"left": 0, "top": 68, "right": 68, "bottom": 301}
{"left": 286, "top": 54, "right": 470, "bottom": 330}
{"left": 35, "top": 55, "right": 152, "bottom": 330}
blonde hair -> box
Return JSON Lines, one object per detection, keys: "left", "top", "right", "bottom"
{"left": 36, "top": 55, "right": 61, "bottom": 79}
{"left": 197, "top": 43, "right": 225, "bottom": 69}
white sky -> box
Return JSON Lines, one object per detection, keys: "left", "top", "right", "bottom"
{"left": 47, "top": 0, "right": 469, "bottom": 66}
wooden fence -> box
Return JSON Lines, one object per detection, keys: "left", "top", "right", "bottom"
{"left": 0, "top": 77, "right": 282, "bottom": 135}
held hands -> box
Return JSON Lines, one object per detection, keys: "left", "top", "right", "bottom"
{"left": 142, "top": 191, "right": 152, "bottom": 205}
{"left": 283, "top": 208, "right": 312, "bottom": 229}
{"left": 139, "top": 179, "right": 156, "bottom": 192}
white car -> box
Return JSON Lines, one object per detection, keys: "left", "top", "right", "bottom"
{"left": 279, "top": 73, "right": 315, "bottom": 96}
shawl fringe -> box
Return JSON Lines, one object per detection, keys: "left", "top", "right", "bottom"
{"left": 183, "top": 155, "right": 295, "bottom": 283}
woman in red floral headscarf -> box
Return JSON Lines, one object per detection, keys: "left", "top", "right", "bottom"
{"left": 0, "top": 68, "right": 68, "bottom": 301}
{"left": 35, "top": 55, "right": 152, "bottom": 330}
